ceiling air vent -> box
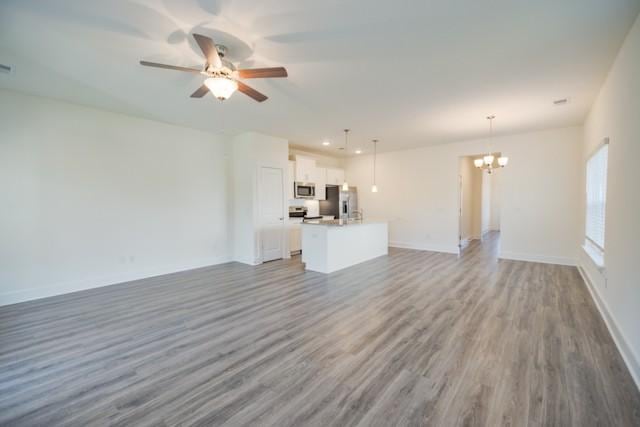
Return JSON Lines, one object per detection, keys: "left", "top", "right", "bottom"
{"left": 0, "top": 64, "right": 13, "bottom": 74}
{"left": 553, "top": 98, "right": 568, "bottom": 105}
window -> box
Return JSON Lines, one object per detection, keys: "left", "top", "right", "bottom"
{"left": 584, "top": 142, "right": 608, "bottom": 267}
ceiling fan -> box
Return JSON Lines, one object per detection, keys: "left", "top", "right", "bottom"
{"left": 140, "top": 33, "right": 287, "bottom": 102}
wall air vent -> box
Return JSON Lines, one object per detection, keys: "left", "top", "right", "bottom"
{"left": 553, "top": 98, "right": 568, "bottom": 105}
{"left": 0, "top": 64, "right": 13, "bottom": 74}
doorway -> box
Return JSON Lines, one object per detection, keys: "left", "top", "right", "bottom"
{"left": 458, "top": 155, "right": 501, "bottom": 253}
{"left": 259, "top": 166, "right": 285, "bottom": 262}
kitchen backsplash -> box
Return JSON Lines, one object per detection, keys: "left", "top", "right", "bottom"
{"left": 289, "top": 199, "right": 320, "bottom": 217}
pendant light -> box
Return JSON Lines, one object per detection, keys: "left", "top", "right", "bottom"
{"left": 342, "top": 129, "right": 350, "bottom": 191}
{"left": 474, "top": 115, "right": 509, "bottom": 174}
{"left": 371, "top": 139, "right": 379, "bottom": 193}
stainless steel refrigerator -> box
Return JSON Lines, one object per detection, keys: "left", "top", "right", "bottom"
{"left": 319, "top": 186, "right": 358, "bottom": 219}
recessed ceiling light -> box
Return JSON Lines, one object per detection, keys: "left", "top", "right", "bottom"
{"left": 322, "top": 141, "right": 330, "bottom": 146}
{"left": 355, "top": 149, "right": 362, "bottom": 154}
{"left": 553, "top": 98, "right": 568, "bottom": 105}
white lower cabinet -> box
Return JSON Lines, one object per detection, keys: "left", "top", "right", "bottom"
{"left": 289, "top": 219, "right": 302, "bottom": 253}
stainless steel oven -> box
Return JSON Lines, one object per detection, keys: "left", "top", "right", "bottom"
{"left": 294, "top": 182, "right": 315, "bottom": 199}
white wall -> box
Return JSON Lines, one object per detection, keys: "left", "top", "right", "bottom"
{"left": 232, "top": 132, "right": 289, "bottom": 265}
{"left": 489, "top": 168, "right": 502, "bottom": 230}
{"left": 480, "top": 171, "right": 491, "bottom": 235}
{"left": 459, "top": 157, "right": 474, "bottom": 241}
{"left": 459, "top": 156, "right": 483, "bottom": 241}
{"left": 0, "top": 89, "right": 231, "bottom": 305}
{"left": 580, "top": 14, "right": 640, "bottom": 387}
{"left": 346, "top": 126, "right": 582, "bottom": 261}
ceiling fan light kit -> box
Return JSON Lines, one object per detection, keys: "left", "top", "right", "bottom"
{"left": 474, "top": 115, "right": 508, "bottom": 174}
{"left": 140, "top": 33, "right": 288, "bottom": 103}
{"left": 204, "top": 77, "right": 237, "bottom": 100}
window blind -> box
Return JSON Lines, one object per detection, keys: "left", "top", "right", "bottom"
{"left": 585, "top": 143, "right": 608, "bottom": 251}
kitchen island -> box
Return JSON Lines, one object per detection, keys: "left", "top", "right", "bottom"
{"left": 301, "top": 219, "right": 388, "bottom": 273}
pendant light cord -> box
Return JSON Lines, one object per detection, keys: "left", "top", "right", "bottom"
{"left": 487, "top": 115, "right": 495, "bottom": 155}
{"left": 490, "top": 117, "right": 493, "bottom": 154}
{"left": 372, "top": 139, "right": 378, "bottom": 184}
{"left": 344, "top": 129, "right": 349, "bottom": 184}
{"left": 344, "top": 129, "right": 349, "bottom": 150}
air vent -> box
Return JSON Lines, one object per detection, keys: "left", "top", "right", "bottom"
{"left": 0, "top": 64, "right": 12, "bottom": 74}
{"left": 553, "top": 98, "right": 568, "bottom": 105}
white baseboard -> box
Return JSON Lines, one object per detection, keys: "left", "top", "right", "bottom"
{"left": 389, "top": 241, "right": 460, "bottom": 255}
{"left": 498, "top": 251, "right": 576, "bottom": 266}
{"left": 232, "top": 256, "right": 261, "bottom": 266}
{"left": 578, "top": 264, "right": 640, "bottom": 391}
{"left": 0, "top": 255, "right": 232, "bottom": 307}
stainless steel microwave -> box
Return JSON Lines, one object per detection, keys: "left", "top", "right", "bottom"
{"left": 294, "top": 182, "right": 315, "bottom": 199}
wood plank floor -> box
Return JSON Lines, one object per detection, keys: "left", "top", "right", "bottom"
{"left": 1, "top": 232, "right": 639, "bottom": 426}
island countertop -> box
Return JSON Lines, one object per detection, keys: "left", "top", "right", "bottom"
{"left": 301, "top": 220, "right": 388, "bottom": 273}
{"left": 301, "top": 218, "right": 386, "bottom": 227}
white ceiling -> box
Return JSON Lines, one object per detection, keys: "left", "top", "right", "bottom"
{"left": 1, "top": 0, "right": 639, "bottom": 155}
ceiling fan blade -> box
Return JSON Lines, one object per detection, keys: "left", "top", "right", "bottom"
{"left": 237, "top": 67, "right": 288, "bottom": 79}
{"left": 139, "top": 61, "right": 201, "bottom": 74}
{"left": 192, "top": 33, "right": 222, "bottom": 68}
{"left": 190, "top": 84, "right": 209, "bottom": 98}
{"left": 237, "top": 81, "right": 268, "bottom": 102}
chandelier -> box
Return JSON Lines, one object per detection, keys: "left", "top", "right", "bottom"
{"left": 474, "top": 115, "right": 508, "bottom": 174}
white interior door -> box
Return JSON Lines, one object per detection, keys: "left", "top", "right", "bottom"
{"left": 259, "top": 166, "right": 285, "bottom": 262}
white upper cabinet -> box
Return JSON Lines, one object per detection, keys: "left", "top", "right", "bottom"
{"left": 294, "top": 155, "right": 316, "bottom": 182}
{"left": 314, "top": 167, "right": 327, "bottom": 200}
{"left": 291, "top": 155, "right": 342, "bottom": 197}
{"left": 326, "top": 168, "right": 345, "bottom": 186}
{"left": 287, "top": 161, "right": 295, "bottom": 200}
